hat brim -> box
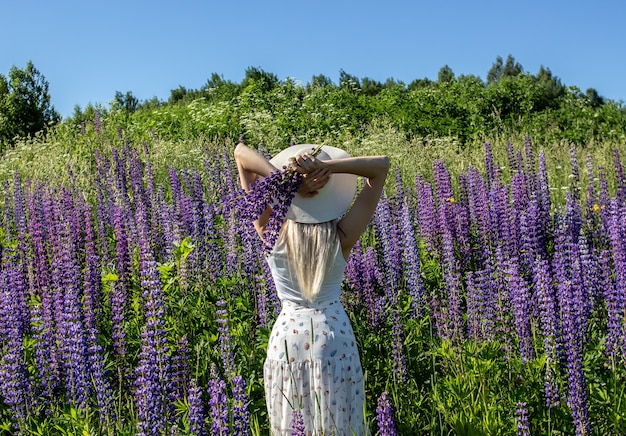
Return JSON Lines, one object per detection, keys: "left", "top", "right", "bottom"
{"left": 270, "top": 144, "right": 357, "bottom": 224}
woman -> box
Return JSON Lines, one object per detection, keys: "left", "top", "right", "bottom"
{"left": 235, "top": 141, "right": 389, "bottom": 435}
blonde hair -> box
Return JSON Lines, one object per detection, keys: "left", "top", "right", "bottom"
{"left": 278, "top": 219, "right": 340, "bottom": 302}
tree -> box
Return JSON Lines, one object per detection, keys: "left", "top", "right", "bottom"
{"left": 308, "top": 74, "right": 334, "bottom": 90}
{"left": 169, "top": 85, "right": 188, "bottom": 104}
{"left": 0, "top": 61, "right": 60, "bottom": 147}
{"left": 241, "top": 67, "right": 279, "bottom": 93}
{"left": 487, "top": 55, "right": 523, "bottom": 85}
{"left": 339, "top": 69, "right": 361, "bottom": 90}
{"left": 201, "top": 73, "right": 239, "bottom": 101}
{"left": 112, "top": 91, "right": 139, "bottom": 113}
{"left": 407, "top": 77, "right": 433, "bottom": 90}
{"left": 437, "top": 65, "right": 455, "bottom": 84}
{"left": 585, "top": 88, "right": 604, "bottom": 108}
{"left": 361, "top": 77, "right": 384, "bottom": 96}
{"left": 534, "top": 66, "right": 566, "bottom": 110}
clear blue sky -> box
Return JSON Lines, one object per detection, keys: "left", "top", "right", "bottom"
{"left": 1, "top": 0, "right": 624, "bottom": 119}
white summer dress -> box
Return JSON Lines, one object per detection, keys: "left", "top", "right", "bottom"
{"left": 264, "top": 242, "right": 367, "bottom": 435}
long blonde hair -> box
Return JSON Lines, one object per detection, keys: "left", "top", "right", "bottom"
{"left": 277, "top": 219, "right": 340, "bottom": 302}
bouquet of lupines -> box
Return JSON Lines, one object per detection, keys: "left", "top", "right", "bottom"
{"left": 234, "top": 141, "right": 324, "bottom": 249}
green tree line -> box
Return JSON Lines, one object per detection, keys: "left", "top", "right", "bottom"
{"left": 2, "top": 55, "right": 625, "bottom": 152}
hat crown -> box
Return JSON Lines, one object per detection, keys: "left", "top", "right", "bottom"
{"left": 269, "top": 144, "right": 357, "bottom": 224}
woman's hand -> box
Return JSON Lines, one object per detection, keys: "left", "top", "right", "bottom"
{"left": 290, "top": 153, "right": 324, "bottom": 174}
{"left": 296, "top": 167, "right": 331, "bottom": 198}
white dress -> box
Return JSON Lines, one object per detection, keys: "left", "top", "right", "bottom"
{"left": 264, "top": 242, "right": 367, "bottom": 435}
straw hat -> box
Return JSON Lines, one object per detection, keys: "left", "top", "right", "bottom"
{"left": 270, "top": 144, "right": 357, "bottom": 224}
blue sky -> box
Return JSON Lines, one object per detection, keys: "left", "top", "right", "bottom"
{"left": 1, "top": 0, "right": 624, "bottom": 119}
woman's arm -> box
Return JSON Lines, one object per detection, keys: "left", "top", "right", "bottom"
{"left": 234, "top": 142, "right": 277, "bottom": 236}
{"left": 292, "top": 153, "right": 390, "bottom": 257}
{"left": 234, "top": 143, "right": 332, "bottom": 238}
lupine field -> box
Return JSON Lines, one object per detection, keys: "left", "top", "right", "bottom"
{"left": 0, "top": 116, "right": 626, "bottom": 436}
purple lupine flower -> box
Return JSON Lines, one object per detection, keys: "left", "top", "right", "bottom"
{"left": 439, "top": 205, "right": 464, "bottom": 342}
{"left": 343, "top": 240, "right": 365, "bottom": 311}
{"left": 222, "top": 208, "right": 240, "bottom": 277}
{"left": 492, "top": 246, "right": 514, "bottom": 358}
{"left": 80, "top": 205, "right": 115, "bottom": 423}
{"left": 515, "top": 402, "right": 530, "bottom": 436}
{"left": 606, "top": 199, "right": 626, "bottom": 358}
{"left": 553, "top": 216, "right": 592, "bottom": 435}
{"left": 261, "top": 171, "right": 301, "bottom": 250}
{"left": 134, "top": 194, "right": 172, "bottom": 435}
{"left": 376, "top": 391, "right": 397, "bottom": 436}
{"left": 489, "top": 183, "right": 516, "bottom": 259}
{"left": 130, "top": 149, "right": 147, "bottom": 208}
{"left": 0, "top": 250, "right": 32, "bottom": 431}
{"left": 544, "top": 363, "right": 561, "bottom": 409}
{"left": 232, "top": 165, "right": 302, "bottom": 250}
{"left": 178, "top": 189, "right": 196, "bottom": 247}
{"left": 240, "top": 217, "right": 263, "bottom": 279}
{"left": 506, "top": 140, "right": 518, "bottom": 175}
{"left": 208, "top": 364, "right": 229, "bottom": 435}
{"left": 532, "top": 258, "right": 561, "bottom": 407}
{"left": 82, "top": 206, "right": 102, "bottom": 330}
{"left": 171, "top": 336, "right": 191, "bottom": 402}
{"left": 93, "top": 150, "right": 113, "bottom": 263}
{"left": 215, "top": 300, "right": 235, "bottom": 376}
{"left": 254, "top": 260, "right": 273, "bottom": 328}
{"left": 231, "top": 375, "right": 250, "bottom": 436}
{"left": 414, "top": 174, "right": 439, "bottom": 254}
{"left": 363, "top": 246, "right": 385, "bottom": 329}
{"left": 577, "top": 233, "right": 597, "bottom": 325}
{"left": 158, "top": 188, "right": 175, "bottom": 259}
{"left": 111, "top": 204, "right": 130, "bottom": 361}
{"left": 290, "top": 409, "right": 306, "bottom": 436}
{"left": 511, "top": 171, "right": 530, "bottom": 214}
{"left": 188, "top": 378, "right": 207, "bottom": 436}
{"left": 143, "top": 159, "right": 161, "bottom": 252}
{"left": 506, "top": 260, "right": 534, "bottom": 362}
{"left": 49, "top": 201, "right": 91, "bottom": 410}
{"left": 374, "top": 193, "right": 402, "bottom": 306}
{"left": 86, "top": 325, "right": 115, "bottom": 424}
{"left": 433, "top": 160, "right": 456, "bottom": 240}
{"left": 400, "top": 199, "right": 424, "bottom": 316}
{"left": 584, "top": 154, "right": 601, "bottom": 235}
{"left": 390, "top": 308, "right": 407, "bottom": 381}
{"left": 467, "top": 167, "right": 492, "bottom": 250}
{"left": 201, "top": 199, "right": 220, "bottom": 280}
{"left": 188, "top": 170, "right": 207, "bottom": 270}
{"left": 168, "top": 167, "right": 186, "bottom": 241}
{"left": 451, "top": 172, "right": 472, "bottom": 269}
{"left": 600, "top": 247, "right": 623, "bottom": 360}
{"left": 466, "top": 270, "right": 495, "bottom": 342}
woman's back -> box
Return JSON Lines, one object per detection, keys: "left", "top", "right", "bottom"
{"left": 267, "top": 240, "right": 346, "bottom": 305}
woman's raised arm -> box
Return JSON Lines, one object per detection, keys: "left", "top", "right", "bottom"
{"left": 234, "top": 142, "right": 277, "bottom": 236}
{"left": 291, "top": 153, "right": 390, "bottom": 257}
